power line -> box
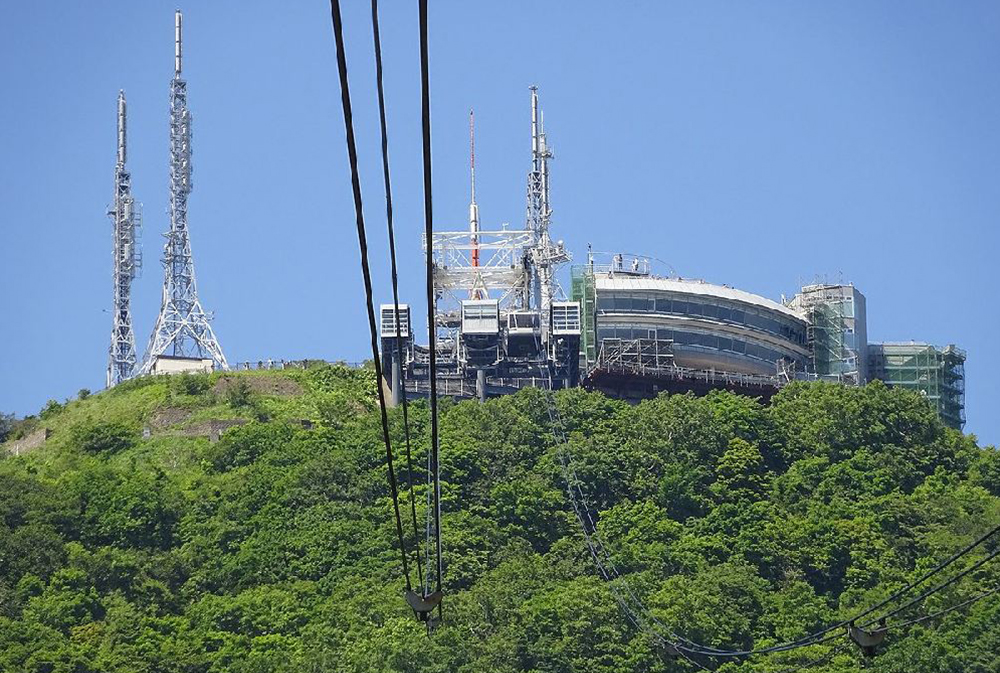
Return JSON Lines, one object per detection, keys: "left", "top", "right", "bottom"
{"left": 370, "top": 0, "right": 424, "bottom": 592}
{"left": 328, "top": 0, "right": 413, "bottom": 592}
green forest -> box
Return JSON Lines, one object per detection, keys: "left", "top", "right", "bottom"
{"left": 1, "top": 365, "right": 998, "bottom": 672}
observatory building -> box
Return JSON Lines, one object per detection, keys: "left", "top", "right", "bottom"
{"left": 573, "top": 257, "right": 810, "bottom": 378}
{"left": 379, "top": 89, "right": 967, "bottom": 430}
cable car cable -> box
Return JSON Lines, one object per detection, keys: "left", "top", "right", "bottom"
{"left": 545, "top": 386, "right": 1000, "bottom": 658}
{"left": 328, "top": 0, "right": 413, "bottom": 592}
{"left": 418, "top": 0, "right": 445, "bottom": 619}
{"left": 660, "top": 510, "right": 1000, "bottom": 656}
{"left": 890, "top": 586, "right": 999, "bottom": 630}
{"left": 860, "top": 544, "right": 1000, "bottom": 630}
{"left": 370, "top": 0, "right": 424, "bottom": 591}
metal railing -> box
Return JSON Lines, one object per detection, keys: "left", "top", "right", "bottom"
{"left": 405, "top": 374, "right": 553, "bottom": 398}
{"left": 590, "top": 338, "right": 785, "bottom": 390}
{"left": 227, "top": 359, "right": 366, "bottom": 372}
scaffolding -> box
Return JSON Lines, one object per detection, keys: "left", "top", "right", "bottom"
{"left": 570, "top": 265, "right": 597, "bottom": 364}
{"left": 868, "top": 343, "right": 966, "bottom": 430}
{"left": 788, "top": 284, "right": 866, "bottom": 385}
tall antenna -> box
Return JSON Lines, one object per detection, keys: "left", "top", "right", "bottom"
{"left": 141, "top": 9, "right": 228, "bottom": 374}
{"left": 469, "top": 109, "right": 481, "bottom": 283}
{"left": 525, "top": 86, "right": 569, "bottom": 318}
{"left": 107, "top": 90, "right": 142, "bottom": 387}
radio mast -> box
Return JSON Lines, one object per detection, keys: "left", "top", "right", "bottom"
{"left": 469, "top": 109, "right": 483, "bottom": 298}
{"left": 141, "top": 10, "right": 228, "bottom": 373}
{"left": 107, "top": 91, "right": 142, "bottom": 387}
{"left": 525, "top": 86, "right": 570, "bottom": 318}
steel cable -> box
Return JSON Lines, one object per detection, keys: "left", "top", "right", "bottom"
{"left": 328, "top": 0, "right": 412, "bottom": 592}
{"left": 891, "top": 586, "right": 1000, "bottom": 630}
{"left": 544, "top": 388, "right": 1000, "bottom": 659}
{"left": 370, "top": 0, "right": 424, "bottom": 591}
{"left": 860, "top": 544, "right": 1000, "bottom": 629}
{"left": 418, "top": 0, "right": 445, "bottom": 612}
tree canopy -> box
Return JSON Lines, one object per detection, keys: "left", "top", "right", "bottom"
{"left": 0, "top": 365, "right": 998, "bottom": 672}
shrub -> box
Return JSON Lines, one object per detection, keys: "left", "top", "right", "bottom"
{"left": 225, "top": 379, "right": 254, "bottom": 409}
{"left": 39, "top": 400, "right": 62, "bottom": 420}
{"left": 206, "top": 422, "right": 296, "bottom": 471}
{"left": 0, "top": 412, "right": 14, "bottom": 443}
{"left": 70, "top": 421, "right": 137, "bottom": 455}
{"left": 170, "top": 373, "right": 210, "bottom": 397}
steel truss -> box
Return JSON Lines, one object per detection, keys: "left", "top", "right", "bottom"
{"left": 141, "top": 10, "right": 227, "bottom": 374}
{"left": 107, "top": 90, "right": 142, "bottom": 387}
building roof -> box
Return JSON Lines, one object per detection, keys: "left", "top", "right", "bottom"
{"left": 594, "top": 274, "right": 805, "bottom": 321}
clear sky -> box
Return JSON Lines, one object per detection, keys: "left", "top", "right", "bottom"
{"left": 1, "top": 2, "right": 996, "bottom": 446}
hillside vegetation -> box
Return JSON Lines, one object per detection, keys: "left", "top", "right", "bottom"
{"left": 1, "top": 365, "right": 999, "bottom": 672}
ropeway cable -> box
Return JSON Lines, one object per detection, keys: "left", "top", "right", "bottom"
{"left": 328, "top": 0, "right": 413, "bottom": 592}
{"left": 890, "top": 586, "right": 999, "bottom": 630}
{"left": 685, "top": 521, "right": 1000, "bottom": 657}
{"left": 370, "top": 0, "right": 424, "bottom": 591}
{"left": 859, "top": 544, "right": 1000, "bottom": 630}
{"left": 418, "top": 0, "right": 445, "bottom": 614}
{"left": 544, "top": 389, "right": 1000, "bottom": 659}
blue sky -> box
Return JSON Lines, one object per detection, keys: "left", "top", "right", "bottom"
{"left": 1, "top": 2, "right": 996, "bottom": 446}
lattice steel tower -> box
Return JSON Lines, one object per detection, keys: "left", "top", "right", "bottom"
{"left": 525, "top": 86, "right": 570, "bottom": 316}
{"left": 107, "top": 90, "right": 142, "bottom": 387}
{"left": 141, "top": 10, "right": 228, "bottom": 373}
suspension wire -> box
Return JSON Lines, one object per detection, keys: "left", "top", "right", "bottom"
{"left": 649, "top": 505, "right": 1000, "bottom": 657}
{"left": 328, "top": 0, "right": 412, "bottom": 592}
{"left": 370, "top": 0, "right": 424, "bottom": 592}
{"left": 424, "top": 425, "right": 436, "bottom": 594}
{"left": 675, "top": 648, "right": 713, "bottom": 672}
{"left": 418, "top": 0, "right": 444, "bottom": 609}
{"left": 860, "top": 544, "right": 1000, "bottom": 629}
{"left": 544, "top": 385, "right": 1000, "bottom": 659}
{"left": 891, "top": 586, "right": 1000, "bottom": 630}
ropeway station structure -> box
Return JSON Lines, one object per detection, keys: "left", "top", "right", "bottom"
{"left": 380, "top": 89, "right": 582, "bottom": 402}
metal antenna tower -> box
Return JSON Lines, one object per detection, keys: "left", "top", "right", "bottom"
{"left": 468, "top": 109, "right": 483, "bottom": 297}
{"left": 107, "top": 90, "right": 143, "bottom": 387}
{"left": 525, "top": 86, "right": 570, "bottom": 317}
{"left": 141, "top": 10, "right": 228, "bottom": 374}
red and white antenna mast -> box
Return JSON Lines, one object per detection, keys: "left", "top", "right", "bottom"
{"left": 469, "top": 109, "right": 480, "bottom": 271}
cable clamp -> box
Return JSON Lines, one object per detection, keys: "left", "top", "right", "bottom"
{"left": 847, "top": 620, "right": 887, "bottom": 658}
{"left": 406, "top": 590, "right": 443, "bottom": 621}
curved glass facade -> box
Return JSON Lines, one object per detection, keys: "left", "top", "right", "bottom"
{"left": 589, "top": 283, "right": 809, "bottom": 376}
{"left": 595, "top": 291, "right": 806, "bottom": 346}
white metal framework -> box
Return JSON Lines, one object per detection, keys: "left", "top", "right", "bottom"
{"left": 422, "top": 88, "right": 571, "bottom": 345}
{"left": 526, "top": 86, "right": 570, "bottom": 317}
{"left": 397, "top": 88, "right": 581, "bottom": 396}
{"left": 106, "top": 90, "right": 142, "bottom": 387}
{"left": 141, "top": 10, "right": 227, "bottom": 374}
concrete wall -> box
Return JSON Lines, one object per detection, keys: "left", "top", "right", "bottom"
{"left": 152, "top": 357, "right": 214, "bottom": 375}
